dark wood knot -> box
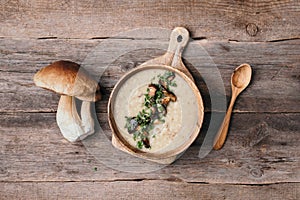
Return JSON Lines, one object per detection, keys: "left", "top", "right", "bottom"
{"left": 250, "top": 168, "right": 264, "bottom": 178}
{"left": 246, "top": 23, "right": 258, "bottom": 37}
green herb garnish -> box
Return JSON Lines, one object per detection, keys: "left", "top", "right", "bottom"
{"left": 137, "top": 141, "right": 143, "bottom": 149}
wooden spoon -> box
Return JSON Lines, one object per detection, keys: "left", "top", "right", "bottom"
{"left": 213, "top": 64, "right": 252, "bottom": 150}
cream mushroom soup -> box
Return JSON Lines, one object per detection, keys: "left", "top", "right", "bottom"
{"left": 113, "top": 67, "right": 201, "bottom": 153}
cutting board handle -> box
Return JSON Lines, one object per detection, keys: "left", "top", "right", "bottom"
{"left": 141, "top": 27, "right": 194, "bottom": 81}
{"left": 168, "top": 27, "right": 189, "bottom": 65}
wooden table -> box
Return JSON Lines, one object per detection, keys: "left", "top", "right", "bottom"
{"left": 1, "top": 1, "right": 299, "bottom": 199}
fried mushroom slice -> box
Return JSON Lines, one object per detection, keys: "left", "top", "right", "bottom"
{"left": 148, "top": 84, "right": 158, "bottom": 97}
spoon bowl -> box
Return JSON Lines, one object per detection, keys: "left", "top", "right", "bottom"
{"left": 232, "top": 64, "right": 252, "bottom": 90}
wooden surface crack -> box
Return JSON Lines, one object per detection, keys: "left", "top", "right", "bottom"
{"left": 268, "top": 37, "right": 300, "bottom": 43}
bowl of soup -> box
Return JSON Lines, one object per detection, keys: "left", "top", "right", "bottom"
{"left": 108, "top": 64, "right": 204, "bottom": 163}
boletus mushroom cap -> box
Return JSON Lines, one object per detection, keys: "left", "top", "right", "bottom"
{"left": 34, "top": 60, "right": 101, "bottom": 102}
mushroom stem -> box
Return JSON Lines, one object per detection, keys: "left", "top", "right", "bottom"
{"left": 80, "top": 101, "right": 95, "bottom": 139}
{"left": 56, "top": 95, "right": 94, "bottom": 142}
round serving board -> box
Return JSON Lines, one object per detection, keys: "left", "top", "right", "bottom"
{"left": 108, "top": 27, "right": 204, "bottom": 164}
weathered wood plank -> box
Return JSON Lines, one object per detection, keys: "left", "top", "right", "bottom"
{"left": 1, "top": 38, "right": 299, "bottom": 73}
{"left": 0, "top": 0, "right": 299, "bottom": 41}
{"left": 0, "top": 112, "right": 299, "bottom": 183}
{"left": 0, "top": 38, "right": 299, "bottom": 113}
{"left": 0, "top": 181, "right": 299, "bottom": 200}
{"left": 1, "top": 0, "right": 299, "bottom": 197}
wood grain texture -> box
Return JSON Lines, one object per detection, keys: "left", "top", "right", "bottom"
{"left": 0, "top": 38, "right": 299, "bottom": 113}
{"left": 0, "top": 112, "right": 299, "bottom": 183}
{"left": 0, "top": 0, "right": 299, "bottom": 41}
{"left": 0, "top": 1, "right": 299, "bottom": 197}
{"left": 0, "top": 181, "right": 299, "bottom": 200}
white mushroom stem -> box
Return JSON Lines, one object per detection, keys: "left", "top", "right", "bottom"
{"left": 56, "top": 95, "right": 95, "bottom": 142}
{"left": 80, "top": 101, "right": 95, "bottom": 139}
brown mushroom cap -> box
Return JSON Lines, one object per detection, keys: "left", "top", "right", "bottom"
{"left": 34, "top": 60, "right": 101, "bottom": 102}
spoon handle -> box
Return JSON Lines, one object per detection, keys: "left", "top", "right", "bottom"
{"left": 213, "top": 91, "right": 237, "bottom": 150}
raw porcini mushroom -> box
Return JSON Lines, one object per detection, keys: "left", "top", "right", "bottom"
{"left": 33, "top": 60, "right": 101, "bottom": 142}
